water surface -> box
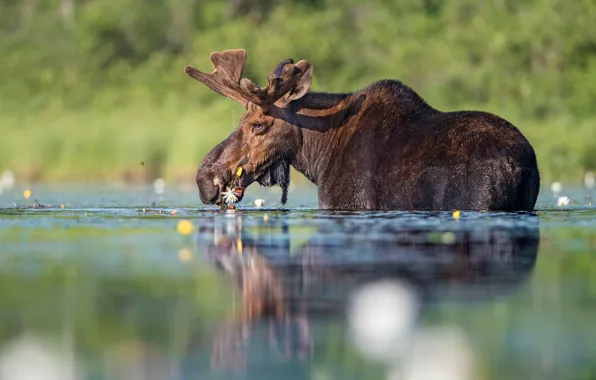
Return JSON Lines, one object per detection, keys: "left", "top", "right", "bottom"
{"left": 0, "top": 185, "right": 595, "bottom": 380}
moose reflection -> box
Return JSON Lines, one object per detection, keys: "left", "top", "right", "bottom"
{"left": 197, "top": 213, "right": 540, "bottom": 373}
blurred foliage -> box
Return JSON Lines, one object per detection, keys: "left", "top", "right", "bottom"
{"left": 0, "top": 0, "right": 595, "bottom": 184}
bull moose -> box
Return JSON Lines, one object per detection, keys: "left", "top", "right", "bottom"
{"left": 185, "top": 49, "right": 540, "bottom": 211}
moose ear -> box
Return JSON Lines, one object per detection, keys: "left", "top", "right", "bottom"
{"left": 274, "top": 62, "right": 313, "bottom": 108}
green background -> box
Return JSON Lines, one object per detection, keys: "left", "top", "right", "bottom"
{"left": 1, "top": 0, "right": 595, "bottom": 185}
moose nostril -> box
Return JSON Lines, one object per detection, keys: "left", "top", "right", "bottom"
{"left": 197, "top": 175, "right": 220, "bottom": 204}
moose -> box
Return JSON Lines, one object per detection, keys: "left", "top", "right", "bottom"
{"left": 185, "top": 49, "right": 540, "bottom": 211}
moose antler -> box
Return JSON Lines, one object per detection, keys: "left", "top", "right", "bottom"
{"left": 185, "top": 49, "right": 312, "bottom": 112}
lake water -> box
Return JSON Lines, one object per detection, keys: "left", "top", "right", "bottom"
{"left": 0, "top": 184, "right": 595, "bottom": 380}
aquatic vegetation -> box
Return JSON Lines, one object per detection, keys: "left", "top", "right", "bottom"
{"left": 153, "top": 178, "right": 165, "bottom": 195}
{"left": 221, "top": 187, "right": 239, "bottom": 204}
{"left": 551, "top": 182, "right": 563, "bottom": 194}
{"left": 0, "top": 170, "right": 15, "bottom": 190}
{"left": 585, "top": 171, "right": 595, "bottom": 189}
{"left": 348, "top": 280, "right": 419, "bottom": 361}
{"left": 177, "top": 248, "right": 193, "bottom": 262}
{"left": 176, "top": 219, "right": 194, "bottom": 235}
{"left": 557, "top": 196, "right": 570, "bottom": 207}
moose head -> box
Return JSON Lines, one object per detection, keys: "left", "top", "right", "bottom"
{"left": 185, "top": 49, "right": 314, "bottom": 207}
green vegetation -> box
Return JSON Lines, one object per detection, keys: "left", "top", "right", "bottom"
{"left": 1, "top": 0, "right": 595, "bottom": 184}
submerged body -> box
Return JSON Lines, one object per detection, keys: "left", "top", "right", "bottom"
{"left": 293, "top": 81, "right": 540, "bottom": 211}
{"left": 186, "top": 49, "right": 540, "bottom": 212}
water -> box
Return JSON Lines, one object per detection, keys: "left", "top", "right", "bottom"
{"left": 0, "top": 184, "right": 595, "bottom": 380}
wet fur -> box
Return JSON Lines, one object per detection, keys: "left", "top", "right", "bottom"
{"left": 257, "top": 160, "right": 290, "bottom": 205}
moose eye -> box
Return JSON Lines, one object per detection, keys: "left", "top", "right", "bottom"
{"left": 252, "top": 124, "right": 266, "bottom": 134}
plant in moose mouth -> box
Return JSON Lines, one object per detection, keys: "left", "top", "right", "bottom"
{"left": 221, "top": 187, "right": 239, "bottom": 205}
{"left": 220, "top": 167, "right": 247, "bottom": 208}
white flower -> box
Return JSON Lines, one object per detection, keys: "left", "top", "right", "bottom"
{"left": 550, "top": 182, "right": 562, "bottom": 194}
{"left": 0, "top": 170, "right": 15, "bottom": 190}
{"left": 221, "top": 187, "right": 238, "bottom": 204}
{"left": 254, "top": 199, "right": 265, "bottom": 208}
{"left": 557, "top": 196, "right": 570, "bottom": 207}
{"left": 348, "top": 280, "right": 419, "bottom": 362}
{"left": 153, "top": 178, "right": 165, "bottom": 195}
{"left": 585, "top": 171, "right": 595, "bottom": 189}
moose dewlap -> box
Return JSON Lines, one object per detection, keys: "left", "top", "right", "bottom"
{"left": 186, "top": 49, "right": 540, "bottom": 212}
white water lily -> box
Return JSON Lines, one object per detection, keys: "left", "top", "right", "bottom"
{"left": 221, "top": 187, "right": 238, "bottom": 204}
{"left": 585, "top": 171, "right": 595, "bottom": 189}
{"left": 153, "top": 178, "right": 165, "bottom": 195}
{"left": 0, "top": 170, "right": 15, "bottom": 190}
{"left": 348, "top": 280, "right": 419, "bottom": 362}
{"left": 254, "top": 199, "right": 265, "bottom": 208}
{"left": 557, "top": 196, "right": 570, "bottom": 207}
{"left": 550, "top": 182, "right": 562, "bottom": 194}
